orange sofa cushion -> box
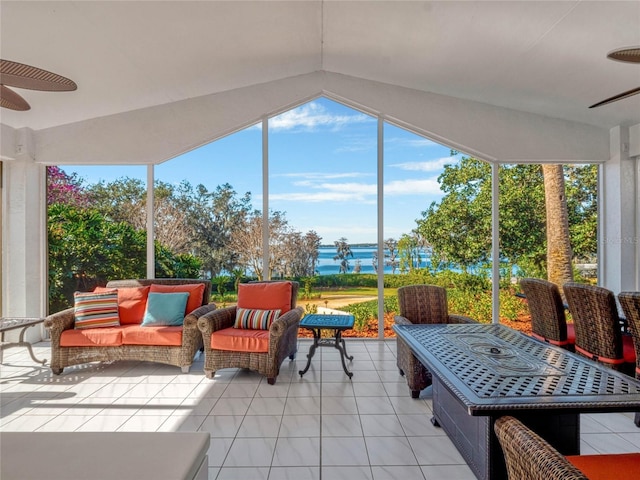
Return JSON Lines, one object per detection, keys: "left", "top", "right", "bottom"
{"left": 237, "top": 282, "right": 292, "bottom": 314}
{"left": 121, "top": 325, "right": 183, "bottom": 346}
{"left": 211, "top": 327, "right": 270, "bottom": 353}
{"left": 95, "top": 285, "right": 150, "bottom": 324}
{"left": 60, "top": 327, "right": 123, "bottom": 347}
{"left": 150, "top": 283, "right": 205, "bottom": 315}
{"left": 567, "top": 453, "right": 640, "bottom": 479}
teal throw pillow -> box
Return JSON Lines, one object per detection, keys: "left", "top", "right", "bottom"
{"left": 141, "top": 292, "right": 189, "bottom": 326}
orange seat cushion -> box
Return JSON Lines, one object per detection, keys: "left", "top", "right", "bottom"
{"left": 567, "top": 453, "right": 640, "bottom": 479}
{"left": 121, "top": 325, "right": 183, "bottom": 346}
{"left": 211, "top": 327, "right": 270, "bottom": 353}
{"left": 150, "top": 283, "right": 205, "bottom": 315}
{"left": 95, "top": 285, "right": 150, "bottom": 324}
{"left": 623, "top": 334, "right": 636, "bottom": 364}
{"left": 566, "top": 322, "right": 575, "bottom": 344}
{"left": 237, "top": 282, "right": 292, "bottom": 314}
{"left": 60, "top": 327, "right": 123, "bottom": 347}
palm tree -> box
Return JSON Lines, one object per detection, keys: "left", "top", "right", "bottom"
{"left": 542, "top": 164, "right": 573, "bottom": 294}
{"left": 333, "top": 237, "right": 353, "bottom": 274}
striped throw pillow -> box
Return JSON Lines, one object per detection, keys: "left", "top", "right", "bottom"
{"left": 234, "top": 307, "right": 281, "bottom": 330}
{"left": 74, "top": 291, "right": 120, "bottom": 329}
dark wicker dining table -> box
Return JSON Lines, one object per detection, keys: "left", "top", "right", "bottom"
{"left": 394, "top": 323, "right": 640, "bottom": 480}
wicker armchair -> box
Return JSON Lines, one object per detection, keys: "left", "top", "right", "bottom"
{"left": 563, "top": 282, "right": 635, "bottom": 375}
{"left": 494, "top": 416, "right": 588, "bottom": 480}
{"left": 197, "top": 281, "right": 303, "bottom": 385}
{"left": 394, "top": 284, "right": 476, "bottom": 398}
{"left": 619, "top": 291, "right": 640, "bottom": 427}
{"left": 519, "top": 278, "right": 574, "bottom": 350}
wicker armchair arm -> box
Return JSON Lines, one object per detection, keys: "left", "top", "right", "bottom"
{"left": 186, "top": 303, "right": 217, "bottom": 329}
{"left": 270, "top": 307, "right": 304, "bottom": 338}
{"left": 197, "top": 306, "right": 236, "bottom": 336}
{"left": 44, "top": 308, "right": 76, "bottom": 337}
{"left": 394, "top": 315, "right": 414, "bottom": 326}
{"left": 448, "top": 314, "right": 477, "bottom": 325}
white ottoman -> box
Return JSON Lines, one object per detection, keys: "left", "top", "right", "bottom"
{"left": 0, "top": 432, "right": 209, "bottom": 480}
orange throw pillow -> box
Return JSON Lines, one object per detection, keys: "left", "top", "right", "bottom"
{"left": 95, "top": 286, "right": 150, "bottom": 325}
{"left": 237, "top": 282, "right": 292, "bottom": 314}
{"left": 149, "top": 283, "right": 205, "bottom": 315}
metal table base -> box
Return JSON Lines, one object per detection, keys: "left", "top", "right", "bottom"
{"left": 0, "top": 317, "right": 47, "bottom": 365}
{"left": 298, "top": 314, "right": 355, "bottom": 378}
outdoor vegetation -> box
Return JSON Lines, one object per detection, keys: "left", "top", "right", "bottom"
{"left": 47, "top": 154, "right": 597, "bottom": 337}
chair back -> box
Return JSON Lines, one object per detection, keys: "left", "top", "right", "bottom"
{"left": 247, "top": 280, "right": 299, "bottom": 309}
{"left": 619, "top": 291, "right": 640, "bottom": 377}
{"left": 564, "top": 282, "right": 622, "bottom": 363}
{"left": 397, "top": 285, "right": 448, "bottom": 324}
{"left": 494, "top": 416, "right": 588, "bottom": 480}
{"left": 520, "top": 278, "right": 569, "bottom": 346}
{"left": 106, "top": 278, "right": 211, "bottom": 307}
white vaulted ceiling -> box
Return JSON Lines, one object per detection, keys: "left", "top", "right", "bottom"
{"left": 1, "top": 1, "right": 639, "bottom": 163}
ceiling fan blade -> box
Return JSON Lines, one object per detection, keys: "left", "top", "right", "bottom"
{"left": 589, "top": 86, "right": 640, "bottom": 108}
{"left": 0, "top": 59, "right": 77, "bottom": 92}
{"left": 0, "top": 84, "right": 30, "bottom": 111}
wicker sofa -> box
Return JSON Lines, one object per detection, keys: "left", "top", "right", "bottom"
{"left": 45, "top": 279, "right": 214, "bottom": 375}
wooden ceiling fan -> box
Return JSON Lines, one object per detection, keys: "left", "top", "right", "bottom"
{"left": 589, "top": 46, "right": 640, "bottom": 108}
{"left": 0, "top": 59, "right": 77, "bottom": 111}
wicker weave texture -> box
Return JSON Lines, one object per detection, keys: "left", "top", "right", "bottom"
{"left": 564, "top": 282, "right": 628, "bottom": 370}
{"left": 619, "top": 291, "right": 640, "bottom": 427}
{"left": 45, "top": 279, "right": 213, "bottom": 374}
{"left": 394, "top": 284, "right": 476, "bottom": 397}
{"left": 198, "top": 281, "right": 303, "bottom": 384}
{"left": 520, "top": 278, "right": 569, "bottom": 344}
{"left": 494, "top": 416, "right": 588, "bottom": 480}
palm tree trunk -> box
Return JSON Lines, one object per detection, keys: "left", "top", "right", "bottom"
{"left": 542, "top": 164, "right": 573, "bottom": 294}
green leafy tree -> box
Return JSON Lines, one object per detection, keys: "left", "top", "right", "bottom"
{"left": 416, "top": 157, "right": 596, "bottom": 277}
{"left": 565, "top": 164, "right": 598, "bottom": 261}
{"left": 417, "top": 158, "right": 495, "bottom": 270}
{"left": 47, "top": 203, "right": 147, "bottom": 312}
{"left": 188, "top": 183, "right": 252, "bottom": 278}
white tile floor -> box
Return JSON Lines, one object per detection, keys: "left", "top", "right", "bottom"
{"left": 2, "top": 339, "right": 640, "bottom": 480}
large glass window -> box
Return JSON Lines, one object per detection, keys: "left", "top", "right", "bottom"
{"left": 46, "top": 104, "right": 599, "bottom": 339}
{"left": 269, "top": 98, "right": 378, "bottom": 336}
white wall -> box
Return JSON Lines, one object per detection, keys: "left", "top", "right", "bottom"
{"left": 600, "top": 126, "right": 639, "bottom": 293}
{"left": 1, "top": 128, "right": 47, "bottom": 342}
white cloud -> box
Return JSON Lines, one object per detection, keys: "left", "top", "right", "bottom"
{"left": 384, "top": 178, "right": 442, "bottom": 196}
{"left": 270, "top": 176, "right": 440, "bottom": 205}
{"left": 386, "top": 136, "right": 437, "bottom": 148}
{"left": 277, "top": 172, "right": 373, "bottom": 180}
{"left": 270, "top": 190, "right": 373, "bottom": 204}
{"left": 390, "top": 156, "right": 455, "bottom": 172}
{"left": 268, "top": 102, "right": 373, "bottom": 132}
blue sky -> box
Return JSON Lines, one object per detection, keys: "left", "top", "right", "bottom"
{"left": 67, "top": 97, "right": 459, "bottom": 244}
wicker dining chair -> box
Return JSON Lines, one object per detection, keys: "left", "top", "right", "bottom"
{"left": 619, "top": 291, "right": 640, "bottom": 427}
{"left": 519, "top": 278, "right": 575, "bottom": 350}
{"left": 494, "top": 416, "right": 588, "bottom": 480}
{"left": 394, "top": 284, "right": 476, "bottom": 398}
{"left": 563, "top": 282, "right": 635, "bottom": 375}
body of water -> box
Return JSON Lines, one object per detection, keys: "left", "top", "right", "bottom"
{"left": 316, "top": 245, "right": 430, "bottom": 275}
